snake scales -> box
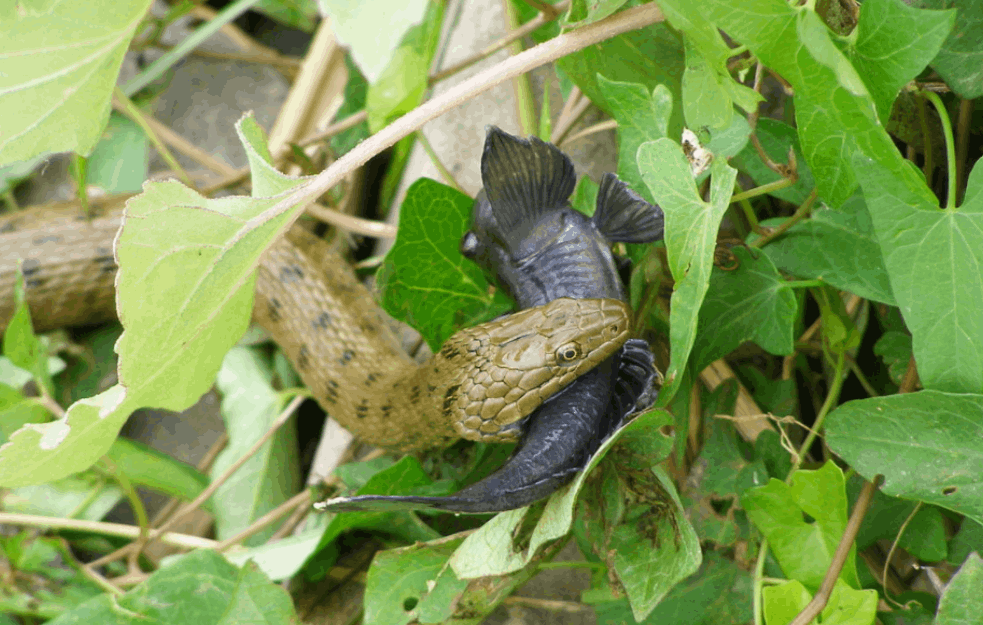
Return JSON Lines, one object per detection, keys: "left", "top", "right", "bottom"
{"left": 0, "top": 194, "right": 632, "bottom": 451}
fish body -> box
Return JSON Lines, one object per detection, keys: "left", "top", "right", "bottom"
{"left": 316, "top": 128, "right": 664, "bottom": 513}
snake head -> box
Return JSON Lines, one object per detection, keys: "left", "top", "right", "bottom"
{"left": 440, "top": 297, "right": 631, "bottom": 442}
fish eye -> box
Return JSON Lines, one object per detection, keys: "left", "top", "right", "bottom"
{"left": 556, "top": 343, "right": 581, "bottom": 363}
{"left": 460, "top": 231, "right": 479, "bottom": 257}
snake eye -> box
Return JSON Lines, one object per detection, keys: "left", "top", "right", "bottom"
{"left": 556, "top": 344, "right": 581, "bottom": 364}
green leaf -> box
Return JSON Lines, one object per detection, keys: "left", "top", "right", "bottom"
{"left": 85, "top": 112, "right": 149, "bottom": 194}
{"left": 743, "top": 461, "right": 861, "bottom": 591}
{"left": 212, "top": 347, "right": 300, "bottom": 546}
{"left": 44, "top": 550, "right": 297, "bottom": 624}
{"left": 597, "top": 77, "right": 672, "bottom": 206}
{"left": 320, "top": 0, "right": 429, "bottom": 81}
{"left": 873, "top": 331, "right": 912, "bottom": 387}
{"left": 563, "top": 0, "right": 628, "bottom": 27}
{"left": 915, "top": 0, "right": 983, "bottom": 98}
{"left": 364, "top": 534, "right": 468, "bottom": 625}
{"left": 580, "top": 462, "right": 702, "bottom": 622}
{"left": 378, "top": 178, "right": 511, "bottom": 351}
{"left": 681, "top": 39, "right": 734, "bottom": 131}
{"left": 557, "top": 18, "right": 685, "bottom": 137}
{"left": 705, "top": 0, "right": 912, "bottom": 208}
{"left": 450, "top": 410, "right": 676, "bottom": 580}
{"left": 365, "top": 1, "right": 443, "bottom": 132}
{"left": 638, "top": 139, "right": 737, "bottom": 404}
{"left": 691, "top": 246, "right": 797, "bottom": 375}
{"left": 1, "top": 474, "right": 122, "bottom": 521}
{"left": 0, "top": 383, "right": 49, "bottom": 444}
{"left": 949, "top": 519, "right": 983, "bottom": 566}
{"left": 826, "top": 390, "right": 983, "bottom": 526}
{"left": 0, "top": 533, "right": 104, "bottom": 620}
{"left": 855, "top": 155, "right": 983, "bottom": 394}
{"left": 330, "top": 54, "right": 370, "bottom": 157}
{"left": 253, "top": 0, "right": 318, "bottom": 32}
{"left": 812, "top": 284, "right": 861, "bottom": 354}
{"left": 222, "top": 527, "right": 321, "bottom": 581}
{"left": 2, "top": 267, "right": 53, "bottom": 396}
{"left": 758, "top": 193, "right": 896, "bottom": 306}
{"left": 0, "top": 115, "right": 309, "bottom": 487}
{"left": 935, "top": 553, "right": 983, "bottom": 625}
{"left": 587, "top": 551, "right": 753, "bottom": 625}
{"left": 763, "top": 579, "right": 877, "bottom": 625}
{"left": 0, "top": 157, "right": 44, "bottom": 196}
{"left": 305, "top": 456, "right": 442, "bottom": 579}
{"left": 732, "top": 118, "right": 815, "bottom": 205}
{"left": 846, "top": 474, "right": 947, "bottom": 563}
{"left": 842, "top": 0, "right": 954, "bottom": 122}
{"left": 0, "top": 0, "right": 154, "bottom": 164}
{"left": 106, "top": 437, "right": 209, "bottom": 506}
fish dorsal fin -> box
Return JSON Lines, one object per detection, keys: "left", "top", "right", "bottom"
{"left": 593, "top": 172, "right": 665, "bottom": 243}
{"left": 481, "top": 126, "right": 576, "bottom": 232}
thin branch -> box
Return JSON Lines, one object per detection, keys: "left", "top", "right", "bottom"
{"left": 0, "top": 512, "right": 217, "bottom": 550}
{"left": 150, "top": 432, "right": 228, "bottom": 529}
{"left": 260, "top": 3, "right": 665, "bottom": 235}
{"left": 429, "top": 1, "right": 572, "bottom": 84}
{"left": 750, "top": 188, "right": 817, "bottom": 249}
{"left": 789, "top": 476, "right": 882, "bottom": 625}
{"left": 112, "top": 88, "right": 196, "bottom": 188}
{"left": 955, "top": 97, "right": 974, "bottom": 205}
{"left": 214, "top": 490, "right": 312, "bottom": 551}
{"left": 305, "top": 202, "right": 397, "bottom": 239}
{"left": 550, "top": 96, "right": 592, "bottom": 145}
{"left": 520, "top": 0, "right": 561, "bottom": 19}
{"left": 86, "top": 395, "right": 305, "bottom": 569}
{"left": 559, "top": 119, "right": 616, "bottom": 147}
{"left": 416, "top": 130, "right": 466, "bottom": 193}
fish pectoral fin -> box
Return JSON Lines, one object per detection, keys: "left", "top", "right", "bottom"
{"left": 593, "top": 172, "right": 665, "bottom": 244}
{"left": 480, "top": 126, "right": 577, "bottom": 233}
{"left": 614, "top": 339, "right": 660, "bottom": 416}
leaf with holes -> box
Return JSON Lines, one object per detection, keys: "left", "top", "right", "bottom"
{"left": 826, "top": 390, "right": 983, "bottom": 526}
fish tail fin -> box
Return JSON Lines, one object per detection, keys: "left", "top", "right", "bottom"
{"left": 481, "top": 126, "right": 576, "bottom": 232}
{"left": 593, "top": 173, "right": 665, "bottom": 243}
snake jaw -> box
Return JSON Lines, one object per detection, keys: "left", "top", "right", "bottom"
{"left": 441, "top": 297, "right": 632, "bottom": 442}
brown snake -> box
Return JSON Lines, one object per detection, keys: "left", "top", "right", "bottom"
{"left": 0, "top": 195, "right": 631, "bottom": 450}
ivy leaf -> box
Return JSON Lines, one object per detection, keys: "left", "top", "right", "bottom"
{"left": 638, "top": 139, "right": 737, "bottom": 404}
{"left": 732, "top": 118, "right": 815, "bottom": 205}
{"left": 378, "top": 178, "right": 511, "bottom": 352}
{"left": 914, "top": 0, "right": 983, "bottom": 99}
{"left": 743, "top": 462, "right": 862, "bottom": 592}
{"left": 598, "top": 77, "right": 673, "bottom": 206}
{"left": 42, "top": 550, "right": 297, "bottom": 624}
{"left": 935, "top": 553, "right": 983, "bottom": 624}
{"left": 854, "top": 155, "right": 983, "bottom": 394}
{"left": 758, "top": 193, "right": 895, "bottom": 306}
{"left": 691, "top": 246, "right": 798, "bottom": 375}
{"left": 842, "top": 0, "right": 955, "bottom": 122}
{"left": 705, "top": 0, "right": 913, "bottom": 208}
{"left": 0, "top": 0, "right": 153, "bottom": 164}
{"left": 558, "top": 18, "right": 685, "bottom": 137}
{"left": 826, "top": 390, "right": 983, "bottom": 526}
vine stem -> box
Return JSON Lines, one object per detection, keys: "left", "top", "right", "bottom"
{"left": 920, "top": 91, "right": 957, "bottom": 209}
{"left": 258, "top": 3, "right": 665, "bottom": 231}
{"left": 788, "top": 477, "right": 881, "bottom": 625}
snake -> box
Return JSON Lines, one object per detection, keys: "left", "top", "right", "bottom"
{"left": 0, "top": 193, "right": 632, "bottom": 452}
{"left": 315, "top": 127, "right": 665, "bottom": 513}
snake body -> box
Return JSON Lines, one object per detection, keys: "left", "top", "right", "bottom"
{"left": 316, "top": 128, "right": 665, "bottom": 513}
{"left": 0, "top": 195, "right": 630, "bottom": 451}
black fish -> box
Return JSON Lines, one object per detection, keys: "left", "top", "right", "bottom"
{"left": 316, "top": 128, "right": 664, "bottom": 513}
